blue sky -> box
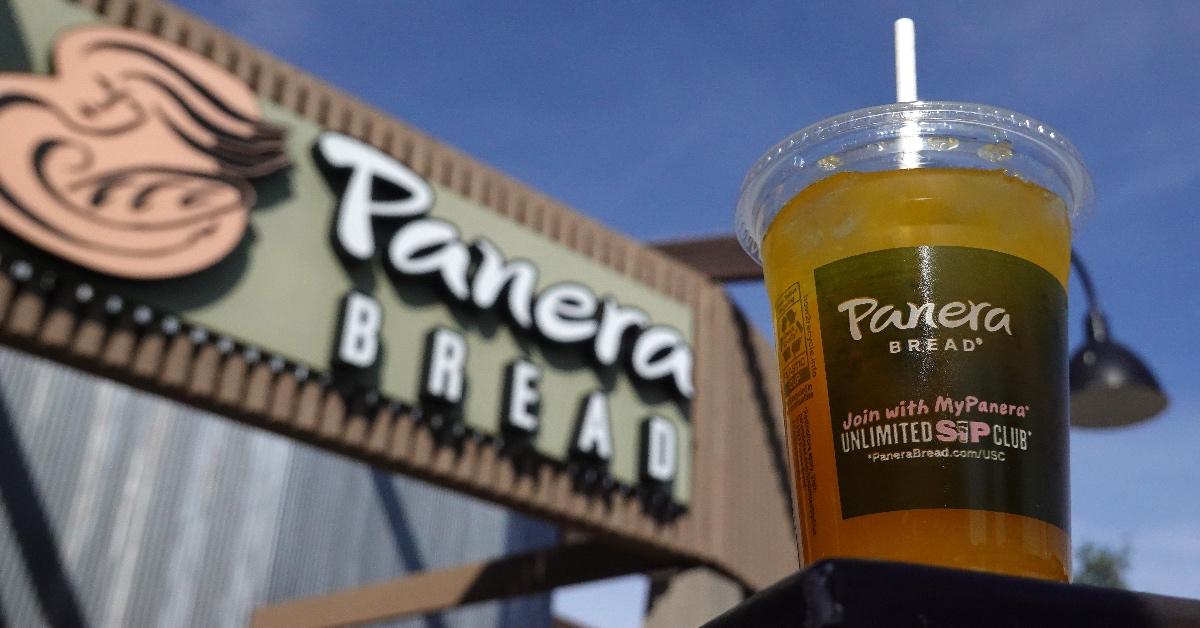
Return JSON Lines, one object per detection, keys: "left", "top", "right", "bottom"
{"left": 174, "top": 0, "right": 1200, "bottom": 623}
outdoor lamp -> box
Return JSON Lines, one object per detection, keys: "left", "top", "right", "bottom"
{"left": 1068, "top": 251, "right": 1168, "bottom": 427}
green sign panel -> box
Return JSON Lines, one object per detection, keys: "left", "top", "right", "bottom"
{"left": 815, "top": 246, "right": 1067, "bottom": 526}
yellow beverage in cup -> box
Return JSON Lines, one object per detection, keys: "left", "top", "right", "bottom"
{"left": 736, "top": 103, "right": 1092, "bottom": 581}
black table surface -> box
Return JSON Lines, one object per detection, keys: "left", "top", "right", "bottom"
{"left": 702, "top": 559, "right": 1200, "bottom": 628}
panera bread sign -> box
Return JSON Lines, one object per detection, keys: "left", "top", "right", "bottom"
{"left": 0, "top": 23, "right": 694, "bottom": 505}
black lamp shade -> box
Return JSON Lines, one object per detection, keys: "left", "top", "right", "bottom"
{"left": 1069, "top": 340, "right": 1168, "bottom": 428}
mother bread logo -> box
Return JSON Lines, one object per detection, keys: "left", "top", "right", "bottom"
{"left": 0, "top": 26, "right": 287, "bottom": 279}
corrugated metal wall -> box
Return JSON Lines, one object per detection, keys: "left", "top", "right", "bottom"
{"left": 0, "top": 345, "right": 557, "bottom": 627}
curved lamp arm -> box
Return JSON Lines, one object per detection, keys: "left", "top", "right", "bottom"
{"left": 1071, "top": 248, "right": 1109, "bottom": 343}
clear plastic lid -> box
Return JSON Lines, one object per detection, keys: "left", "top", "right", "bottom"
{"left": 735, "top": 101, "right": 1093, "bottom": 264}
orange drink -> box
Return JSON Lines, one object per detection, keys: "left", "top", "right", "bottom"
{"left": 736, "top": 103, "right": 1092, "bottom": 581}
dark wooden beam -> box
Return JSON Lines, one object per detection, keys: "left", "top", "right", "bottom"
{"left": 250, "top": 541, "right": 687, "bottom": 628}
{"left": 651, "top": 235, "right": 763, "bottom": 283}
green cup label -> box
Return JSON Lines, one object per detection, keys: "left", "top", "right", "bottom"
{"left": 815, "top": 246, "right": 1068, "bottom": 528}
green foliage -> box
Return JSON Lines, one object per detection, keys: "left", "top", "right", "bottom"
{"left": 1074, "top": 541, "right": 1132, "bottom": 589}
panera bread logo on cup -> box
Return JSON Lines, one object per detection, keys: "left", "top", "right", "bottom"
{"left": 0, "top": 25, "right": 287, "bottom": 279}
{"left": 837, "top": 297, "right": 1013, "bottom": 341}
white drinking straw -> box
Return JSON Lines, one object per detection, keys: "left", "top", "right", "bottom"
{"left": 894, "top": 18, "right": 918, "bottom": 102}
{"left": 894, "top": 18, "right": 921, "bottom": 168}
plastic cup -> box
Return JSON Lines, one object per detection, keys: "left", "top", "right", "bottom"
{"left": 735, "top": 101, "right": 1092, "bottom": 581}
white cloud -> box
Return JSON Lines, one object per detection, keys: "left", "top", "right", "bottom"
{"left": 553, "top": 574, "right": 648, "bottom": 628}
{"left": 186, "top": 0, "right": 321, "bottom": 55}
{"left": 1105, "top": 156, "right": 1200, "bottom": 210}
{"left": 1072, "top": 402, "right": 1200, "bottom": 597}
{"left": 1129, "top": 522, "right": 1200, "bottom": 598}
